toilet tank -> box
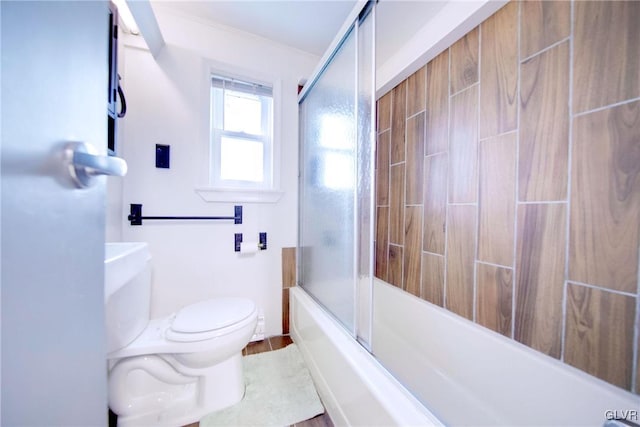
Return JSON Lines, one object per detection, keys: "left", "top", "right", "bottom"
{"left": 105, "top": 242, "right": 151, "bottom": 354}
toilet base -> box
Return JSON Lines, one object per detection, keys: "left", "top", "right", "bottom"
{"left": 113, "top": 352, "right": 245, "bottom": 427}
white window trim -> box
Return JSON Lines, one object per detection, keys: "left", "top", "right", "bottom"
{"left": 195, "top": 187, "right": 284, "bottom": 203}
{"left": 196, "top": 61, "right": 283, "bottom": 203}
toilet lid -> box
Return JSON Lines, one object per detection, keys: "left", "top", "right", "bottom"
{"left": 170, "top": 298, "right": 256, "bottom": 333}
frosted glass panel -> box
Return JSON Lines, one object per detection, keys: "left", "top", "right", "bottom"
{"left": 356, "top": 9, "right": 375, "bottom": 347}
{"left": 299, "top": 27, "right": 357, "bottom": 331}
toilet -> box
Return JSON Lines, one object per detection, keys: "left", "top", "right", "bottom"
{"left": 105, "top": 242, "right": 258, "bottom": 427}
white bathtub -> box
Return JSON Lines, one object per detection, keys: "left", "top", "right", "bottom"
{"left": 290, "top": 286, "right": 443, "bottom": 426}
{"left": 291, "top": 280, "right": 640, "bottom": 426}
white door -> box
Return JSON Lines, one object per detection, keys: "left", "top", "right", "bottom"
{"left": 1, "top": 1, "right": 122, "bottom": 424}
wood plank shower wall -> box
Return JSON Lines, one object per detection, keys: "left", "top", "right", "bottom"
{"left": 374, "top": 0, "right": 640, "bottom": 393}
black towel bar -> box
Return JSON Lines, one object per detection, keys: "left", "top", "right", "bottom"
{"left": 128, "top": 204, "right": 242, "bottom": 226}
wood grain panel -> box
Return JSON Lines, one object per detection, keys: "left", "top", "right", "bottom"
{"left": 637, "top": 326, "right": 640, "bottom": 394}
{"left": 389, "top": 163, "right": 406, "bottom": 245}
{"left": 520, "top": 0, "right": 570, "bottom": 59}
{"left": 480, "top": 1, "right": 518, "bottom": 139}
{"left": 476, "top": 262, "right": 513, "bottom": 337}
{"left": 564, "top": 283, "right": 635, "bottom": 390}
{"left": 404, "top": 206, "right": 423, "bottom": 297}
{"left": 446, "top": 205, "right": 476, "bottom": 320}
{"left": 569, "top": 101, "right": 640, "bottom": 293}
{"left": 406, "top": 112, "right": 425, "bottom": 204}
{"left": 573, "top": 1, "right": 640, "bottom": 113}
{"left": 406, "top": 65, "right": 426, "bottom": 117}
{"left": 515, "top": 203, "right": 566, "bottom": 358}
{"left": 449, "top": 85, "right": 478, "bottom": 203}
{"left": 391, "top": 81, "right": 407, "bottom": 164}
{"left": 478, "top": 132, "right": 516, "bottom": 266}
{"left": 295, "top": 413, "right": 334, "bottom": 427}
{"left": 450, "top": 27, "right": 479, "bottom": 94}
{"left": 282, "top": 247, "right": 296, "bottom": 288}
{"left": 421, "top": 253, "right": 444, "bottom": 306}
{"left": 375, "top": 206, "right": 389, "bottom": 281}
{"left": 426, "top": 50, "right": 449, "bottom": 156}
{"left": 376, "top": 130, "right": 390, "bottom": 206}
{"left": 423, "top": 153, "right": 447, "bottom": 255}
{"left": 243, "top": 339, "right": 271, "bottom": 356}
{"left": 519, "top": 42, "right": 569, "bottom": 201}
{"left": 282, "top": 289, "right": 290, "bottom": 334}
{"left": 244, "top": 339, "right": 270, "bottom": 355}
{"left": 378, "top": 92, "right": 392, "bottom": 132}
{"left": 388, "top": 245, "right": 403, "bottom": 289}
{"left": 269, "top": 335, "right": 293, "bottom": 351}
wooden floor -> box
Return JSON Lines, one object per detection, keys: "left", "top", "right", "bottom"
{"left": 183, "top": 335, "right": 333, "bottom": 427}
{"left": 243, "top": 334, "right": 294, "bottom": 355}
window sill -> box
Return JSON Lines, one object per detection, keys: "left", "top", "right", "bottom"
{"left": 195, "top": 187, "right": 284, "bottom": 204}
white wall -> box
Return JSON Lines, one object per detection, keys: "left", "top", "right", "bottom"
{"left": 375, "top": 0, "right": 506, "bottom": 97}
{"left": 107, "top": 5, "right": 318, "bottom": 336}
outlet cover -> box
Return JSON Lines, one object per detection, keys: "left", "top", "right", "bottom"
{"left": 156, "top": 144, "right": 170, "bottom": 168}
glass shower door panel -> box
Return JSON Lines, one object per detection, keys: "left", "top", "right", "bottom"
{"left": 299, "top": 28, "right": 357, "bottom": 331}
{"left": 356, "top": 9, "right": 375, "bottom": 348}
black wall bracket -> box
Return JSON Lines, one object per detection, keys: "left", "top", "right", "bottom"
{"left": 234, "top": 233, "right": 243, "bottom": 252}
{"left": 234, "top": 232, "right": 267, "bottom": 252}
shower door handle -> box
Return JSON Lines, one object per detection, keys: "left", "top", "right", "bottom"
{"left": 65, "top": 141, "right": 127, "bottom": 188}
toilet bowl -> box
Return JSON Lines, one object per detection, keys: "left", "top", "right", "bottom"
{"left": 105, "top": 243, "right": 258, "bottom": 427}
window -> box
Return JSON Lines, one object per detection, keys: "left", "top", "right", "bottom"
{"left": 210, "top": 75, "right": 273, "bottom": 189}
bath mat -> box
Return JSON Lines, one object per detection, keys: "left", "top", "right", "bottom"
{"left": 200, "top": 343, "right": 325, "bottom": 427}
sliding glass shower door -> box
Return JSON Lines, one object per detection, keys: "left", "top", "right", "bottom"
{"left": 298, "top": 3, "right": 375, "bottom": 345}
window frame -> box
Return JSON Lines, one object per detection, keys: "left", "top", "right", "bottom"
{"left": 209, "top": 74, "right": 274, "bottom": 190}
{"left": 196, "top": 63, "right": 283, "bottom": 204}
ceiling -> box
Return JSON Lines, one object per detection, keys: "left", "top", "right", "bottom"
{"left": 156, "top": 0, "right": 358, "bottom": 56}
{"left": 155, "top": 0, "right": 447, "bottom": 63}
{"left": 376, "top": 0, "right": 447, "bottom": 65}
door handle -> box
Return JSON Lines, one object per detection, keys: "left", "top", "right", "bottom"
{"left": 117, "top": 74, "right": 127, "bottom": 118}
{"left": 65, "top": 141, "right": 127, "bottom": 188}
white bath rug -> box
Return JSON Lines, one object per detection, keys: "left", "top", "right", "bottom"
{"left": 200, "top": 343, "right": 325, "bottom": 427}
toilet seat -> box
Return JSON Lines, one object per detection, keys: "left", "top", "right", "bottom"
{"left": 165, "top": 297, "right": 256, "bottom": 343}
{"left": 108, "top": 297, "right": 258, "bottom": 360}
